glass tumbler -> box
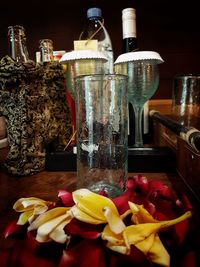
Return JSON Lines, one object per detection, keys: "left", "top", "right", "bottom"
{"left": 172, "top": 74, "right": 200, "bottom": 128}
{"left": 75, "top": 74, "right": 128, "bottom": 197}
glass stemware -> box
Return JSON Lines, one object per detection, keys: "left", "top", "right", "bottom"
{"left": 115, "top": 51, "right": 164, "bottom": 147}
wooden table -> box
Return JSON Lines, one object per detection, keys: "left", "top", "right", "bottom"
{"left": 0, "top": 166, "right": 200, "bottom": 266}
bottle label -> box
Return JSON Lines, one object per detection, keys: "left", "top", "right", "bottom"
{"left": 74, "top": 40, "right": 98, "bottom": 51}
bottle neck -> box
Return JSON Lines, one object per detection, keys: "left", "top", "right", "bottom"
{"left": 39, "top": 39, "right": 54, "bottom": 63}
{"left": 122, "top": 8, "right": 138, "bottom": 52}
{"left": 8, "top": 25, "right": 29, "bottom": 63}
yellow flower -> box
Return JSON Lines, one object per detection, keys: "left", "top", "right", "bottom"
{"left": 123, "top": 203, "right": 192, "bottom": 267}
{"left": 102, "top": 201, "right": 192, "bottom": 267}
{"left": 70, "top": 189, "right": 126, "bottom": 234}
{"left": 13, "top": 197, "right": 53, "bottom": 225}
{"left": 28, "top": 207, "right": 72, "bottom": 243}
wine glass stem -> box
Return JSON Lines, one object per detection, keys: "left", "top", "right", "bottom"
{"left": 133, "top": 105, "right": 144, "bottom": 147}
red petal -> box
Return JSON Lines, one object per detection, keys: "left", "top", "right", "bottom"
{"left": 0, "top": 250, "right": 10, "bottom": 267}
{"left": 181, "top": 250, "right": 197, "bottom": 267}
{"left": 108, "top": 245, "right": 151, "bottom": 267}
{"left": 112, "top": 190, "right": 131, "bottom": 214}
{"left": 58, "top": 190, "right": 74, "bottom": 206}
{"left": 4, "top": 219, "right": 24, "bottom": 238}
{"left": 134, "top": 174, "right": 149, "bottom": 194}
{"left": 126, "top": 176, "right": 137, "bottom": 190}
{"left": 59, "top": 239, "right": 106, "bottom": 267}
{"left": 174, "top": 219, "right": 190, "bottom": 245}
{"left": 148, "top": 179, "right": 175, "bottom": 201}
{"left": 59, "top": 250, "right": 76, "bottom": 267}
{"left": 65, "top": 218, "right": 102, "bottom": 239}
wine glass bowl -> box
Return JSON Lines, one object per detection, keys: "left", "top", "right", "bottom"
{"left": 115, "top": 51, "right": 164, "bottom": 147}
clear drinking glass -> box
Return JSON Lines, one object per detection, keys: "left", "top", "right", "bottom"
{"left": 172, "top": 74, "right": 200, "bottom": 128}
{"left": 75, "top": 74, "right": 128, "bottom": 197}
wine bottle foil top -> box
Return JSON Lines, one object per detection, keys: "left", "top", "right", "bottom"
{"left": 59, "top": 50, "right": 108, "bottom": 63}
{"left": 114, "top": 51, "right": 164, "bottom": 64}
{"left": 122, "top": 8, "right": 136, "bottom": 20}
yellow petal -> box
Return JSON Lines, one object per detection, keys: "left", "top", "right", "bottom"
{"left": 13, "top": 197, "right": 50, "bottom": 212}
{"left": 49, "top": 220, "right": 71, "bottom": 243}
{"left": 102, "top": 224, "right": 129, "bottom": 255}
{"left": 123, "top": 223, "right": 161, "bottom": 248}
{"left": 36, "top": 213, "right": 71, "bottom": 243}
{"left": 134, "top": 233, "right": 155, "bottom": 254}
{"left": 69, "top": 205, "right": 103, "bottom": 224}
{"left": 17, "top": 210, "right": 33, "bottom": 225}
{"left": 103, "top": 206, "right": 126, "bottom": 234}
{"left": 72, "top": 189, "right": 119, "bottom": 221}
{"left": 102, "top": 224, "right": 124, "bottom": 245}
{"left": 129, "top": 202, "right": 158, "bottom": 224}
{"left": 106, "top": 242, "right": 129, "bottom": 254}
{"left": 28, "top": 207, "right": 69, "bottom": 231}
{"left": 148, "top": 234, "right": 170, "bottom": 267}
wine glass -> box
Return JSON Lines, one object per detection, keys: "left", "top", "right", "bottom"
{"left": 115, "top": 51, "right": 164, "bottom": 147}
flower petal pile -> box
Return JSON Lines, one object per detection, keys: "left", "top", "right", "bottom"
{"left": 3, "top": 175, "right": 195, "bottom": 267}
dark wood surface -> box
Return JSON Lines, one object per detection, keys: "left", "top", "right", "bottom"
{"left": 0, "top": 166, "right": 200, "bottom": 266}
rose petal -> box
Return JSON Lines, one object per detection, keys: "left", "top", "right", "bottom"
{"left": 58, "top": 190, "right": 74, "bottom": 207}
{"left": 59, "top": 239, "right": 106, "bottom": 267}
{"left": 66, "top": 218, "right": 102, "bottom": 239}
{"left": 4, "top": 219, "right": 24, "bottom": 238}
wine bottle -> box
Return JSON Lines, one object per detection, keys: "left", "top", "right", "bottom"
{"left": 122, "top": 8, "right": 137, "bottom": 147}
{"left": 122, "top": 8, "right": 150, "bottom": 147}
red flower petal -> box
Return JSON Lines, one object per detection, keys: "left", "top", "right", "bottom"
{"left": 59, "top": 239, "right": 106, "bottom": 267}
{"left": 181, "top": 250, "right": 197, "bottom": 267}
{"left": 148, "top": 179, "right": 175, "bottom": 201}
{"left": 65, "top": 218, "right": 102, "bottom": 239}
{"left": 133, "top": 174, "right": 149, "bottom": 195}
{"left": 109, "top": 245, "right": 151, "bottom": 267}
{"left": 174, "top": 219, "right": 190, "bottom": 245}
{"left": 58, "top": 190, "right": 74, "bottom": 207}
{"left": 4, "top": 219, "right": 24, "bottom": 238}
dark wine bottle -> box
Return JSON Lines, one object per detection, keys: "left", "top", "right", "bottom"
{"left": 122, "top": 8, "right": 137, "bottom": 147}
{"left": 122, "top": 8, "right": 150, "bottom": 147}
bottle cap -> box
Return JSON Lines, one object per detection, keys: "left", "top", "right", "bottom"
{"left": 122, "top": 8, "right": 136, "bottom": 20}
{"left": 87, "top": 7, "right": 102, "bottom": 18}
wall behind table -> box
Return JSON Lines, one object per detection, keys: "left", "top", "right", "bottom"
{"left": 0, "top": 0, "right": 199, "bottom": 99}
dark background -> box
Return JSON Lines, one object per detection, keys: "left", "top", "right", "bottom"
{"left": 0, "top": 0, "right": 199, "bottom": 99}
